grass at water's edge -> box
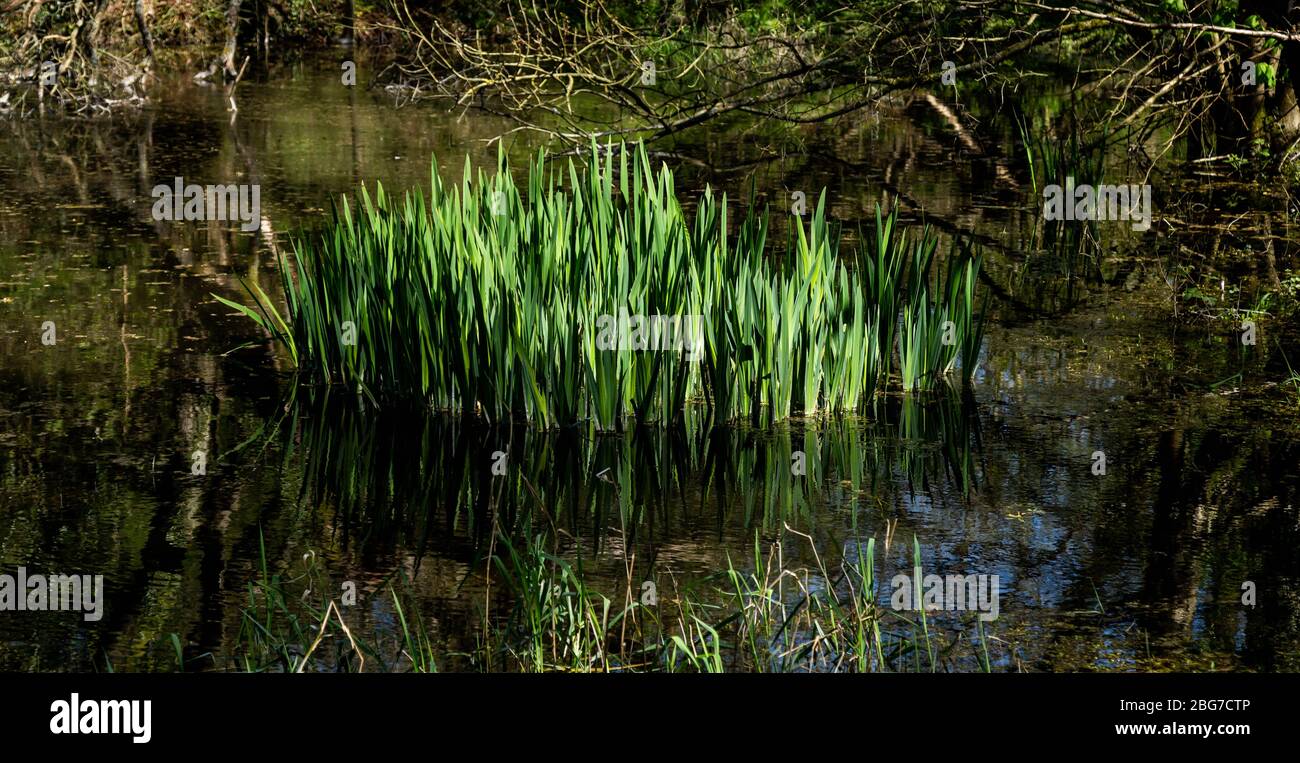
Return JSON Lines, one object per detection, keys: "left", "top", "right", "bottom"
{"left": 180, "top": 524, "right": 1001, "bottom": 674}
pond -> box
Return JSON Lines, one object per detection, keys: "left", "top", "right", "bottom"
{"left": 2, "top": 52, "right": 1298, "bottom": 672}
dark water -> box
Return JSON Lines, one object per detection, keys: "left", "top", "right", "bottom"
{"left": 2, "top": 54, "right": 1299, "bottom": 672}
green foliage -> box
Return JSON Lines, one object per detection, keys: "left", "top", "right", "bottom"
{"left": 489, "top": 532, "right": 624, "bottom": 671}
{"left": 1256, "top": 61, "right": 1277, "bottom": 89}
{"left": 1017, "top": 115, "right": 1104, "bottom": 195}
{"left": 226, "top": 141, "right": 988, "bottom": 426}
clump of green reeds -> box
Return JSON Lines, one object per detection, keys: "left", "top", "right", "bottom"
{"left": 898, "top": 236, "right": 987, "bottom": 392}
{"left": 486, "top": 532, "right": 634, "bottom": 672}
{"left": 1016, "top": 114, "right": 1105, "bottom": 196}
{"left": 219, "top": 141, "right": 988, "bottom": 427}
{"left": 1015, "top": 114, "right": 1109, "bottom": 273}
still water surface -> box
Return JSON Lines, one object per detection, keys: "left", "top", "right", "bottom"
{"left": 2, "top": 54, "right": 1298, "bottom": 671}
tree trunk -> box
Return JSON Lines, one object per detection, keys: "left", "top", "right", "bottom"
{"left": 82, "top": 0, "right": 111, "bottom": 69}
{"left": 135, "top": 0, "right": 156, "bottom": 65}
{"left": 1242, "top": 0, "right": 1300, "bottom": 147}
{"left": 222, "top": 0, "right": 242, "bottom": 79}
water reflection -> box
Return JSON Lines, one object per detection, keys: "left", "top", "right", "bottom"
{"left": 278, "top": 387, "right": 982, "bottom": 552}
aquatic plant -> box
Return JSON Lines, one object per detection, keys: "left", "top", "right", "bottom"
{"left": 1016, "top": 115, "right": 1105, "bottom": 196}
{"left": 488, "top": 532, "right": 631, "bottom": 672}
{"left": 219, "top": 141, "right": 988, "bottom": 427}
{"left": 226, "top": 522, "right": 999, "bottom": 673}
{"left": 896, "top": 235, "right": 986, "bottom": 392}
